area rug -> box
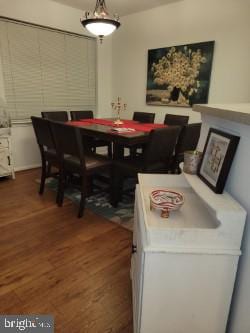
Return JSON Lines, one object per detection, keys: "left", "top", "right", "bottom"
{"left": 43, "top": 178, "right": 135, "bottom": 231}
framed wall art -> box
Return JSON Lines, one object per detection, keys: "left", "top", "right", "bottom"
{"left": 198, "top": 128, "right": 240, "bottom": 194}
{"left": 146, "top": 41, "right": 215, "bottom": 107}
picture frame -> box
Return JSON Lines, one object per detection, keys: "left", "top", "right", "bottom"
{"left": 198, "top": 128, "right": 240, "bottom": 194}
{"left": 146, "top": 41, "right": 215, "bottom": 107}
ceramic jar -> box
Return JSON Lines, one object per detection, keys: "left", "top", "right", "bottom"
{"left": 183, "top": 150, "right": 202, "bottom": 174}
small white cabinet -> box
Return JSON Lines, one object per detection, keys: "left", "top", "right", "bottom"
{"left": 131, "top": 172, "right": 246, "bottom": 333}
{"left": 0, "top": 129, "right": 15, "bottom": 179}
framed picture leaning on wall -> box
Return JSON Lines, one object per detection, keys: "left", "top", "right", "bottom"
{"left": 198, "top": 128, "right": 240, "bottom": 194}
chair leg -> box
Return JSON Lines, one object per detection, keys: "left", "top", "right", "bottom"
{"left": 111, "top": 168, "right": 123, "bottom": 207}
{"left": 39, "top": 161, "right": 47, "bottom": 195}
{"left": 86, "top": 176, "right": 93, "bottom": 196}
{"left": 108, "top": 143, "right": 112, "bottom": 158}
{"left": 78, "top": 176, "right": 87, "bottom": 218}
{"left": 78, "top": 193, "right": 86, "bottom": 218}
{"left": 129, "top": 147, "right": 137, "bottom": 158}
{"left": 56, "top": 171, "right": 65, "bottom": 206}
{"left": 47, "top": 162, "right": 52, "bottom": 177}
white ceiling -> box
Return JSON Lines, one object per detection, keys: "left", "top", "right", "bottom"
{"left": 51, "top": 0, "right": 180, "bottom": 17}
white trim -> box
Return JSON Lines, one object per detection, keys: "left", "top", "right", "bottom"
{"left": 193, "top": 103, "right": 250, "bottom": 126}
{"left": 14, "top": 163, "right": 41, "bottom": 172}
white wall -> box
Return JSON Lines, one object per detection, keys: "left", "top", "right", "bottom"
{"left": 97, "top": 40, "right": 113, "bottom": 118}
{"left": 112, "top": 0, "right": 250, "bottom": 123}
{"left": 111, "top": 4, "right": 250, "bottom": 330}
{"left": 0, "top": 0, "right": 113, "bottom": 169}
{"left": 197, "top": 106, "right": 250, "bottom": 333}
{"left": 11, "top": 125, "right": 41, "bottom": 171}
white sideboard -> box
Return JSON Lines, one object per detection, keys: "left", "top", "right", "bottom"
{"left": 131, "top": 172, "right": 246, "bottom": 333}
{"left": 0, "top": 128, "right": 15, "bottom": 179}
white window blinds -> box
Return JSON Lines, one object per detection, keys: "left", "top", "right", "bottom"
{"left": 0, "top": 19, "right": 96, "bottom": 121}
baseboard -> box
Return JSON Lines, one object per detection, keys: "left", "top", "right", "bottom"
{"left": 14, "top": 163, "right": 41, "bottom": 172}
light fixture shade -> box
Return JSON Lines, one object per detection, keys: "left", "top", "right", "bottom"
{"left": 82, "top": 18, "right": 120, "bottom": 37}
{"left": 80, "top": 0, "right": 120, "bottom": 42}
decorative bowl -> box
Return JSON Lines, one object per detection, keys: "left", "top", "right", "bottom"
{"left": 150, "top": 189, "right": 184, "bottom": 218}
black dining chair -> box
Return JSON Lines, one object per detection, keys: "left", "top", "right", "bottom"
{"left": 170, "top": 123, "right": 202, "bottom": 173}
{"left": 31, "top": 116, "right": 59, "bottom": 195}
{"left": 124, "top": 111, "right": 156, "bottom": 157}
{"left": 41, "top": 111, "right": 69, "bottom": 122}
{"left": 50, "top": 121, "right": 112, "bottom": 218}
{"left": 164, "top": 114, "right": 189, "bottom": 126}
{"left": 70, "top": 110, "right": 112, "bottom": 158}
{"left": 70, "top": 110, "right": 94, "bottom": 120}
{"left": 111, "top": 126, "right": 181, "bottom": 206}
{"left": 133, "top": 111, "right": 155, "bottom": 123}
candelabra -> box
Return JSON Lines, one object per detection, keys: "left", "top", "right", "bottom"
{"left": 111, "top": 97, "right": 127, "bottom": 125}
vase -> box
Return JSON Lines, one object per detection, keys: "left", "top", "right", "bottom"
{"left": 171, "top": 87, "right": 180, "bottom": 102}
{"left": 183, "top": 150, "right": 202, "bottom": 174}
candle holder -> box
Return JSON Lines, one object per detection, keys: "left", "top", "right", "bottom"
{"left": 111, "top": 97, "right": 127, "bottom": 125}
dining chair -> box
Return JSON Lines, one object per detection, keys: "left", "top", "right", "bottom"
{"left": 70, "top": 110, "right": 94, "bottom": 120}
{"left": 41, "top": 111, "right": 69, "bottom": 122}
{"left": 164, "top": 114, "right": 189, "bottom": 126}
{"left": 31, "top": 116, "right": 58, "bottom": 195}
{"left": 70, "top": 110, "right": 112, "bottom": 158}
{"left": 111, "top": 126, "right": 181, "bottom": 206}
{"left": 170, "top": 123, "right": 202, "bottom": 173}
{"left": 133, "top": 111, "right": 155, "bottom": 123}
{"left": 50, "top": 121, "right": 112, "bottom": 218}
{"left": 125, "top": 111, "right": 156, "bottom": 157}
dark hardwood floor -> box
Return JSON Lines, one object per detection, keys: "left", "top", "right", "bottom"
{"left": 0, "top": 169, "right": 133, "bottom": 332}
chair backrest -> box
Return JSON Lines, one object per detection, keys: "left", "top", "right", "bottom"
{"left": 70, "top": 110, "right": 94, "bottom": 121}
{"left": 31, "top": 116, "right": 55, "bottom": 150}
{"left": 143, "top": 126, "right": 181, "bottom": 171}
{"left": 49, "top": 121, "right": 84, "bottom": 161}
{"left": 164, "top": 114, "right": 189, "bottom": 126}
{"left": 133, "top": 112, "right": 155, "bottom": 123}
{"left": 41, "top": 111, "right": 68, "bottom": 122}
{"left": 175, "top": 123, "right": 202, "bottom": 158}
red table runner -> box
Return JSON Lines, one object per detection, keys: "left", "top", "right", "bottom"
{"left": 67, "top": 118, "right": 167, "bottom": 133}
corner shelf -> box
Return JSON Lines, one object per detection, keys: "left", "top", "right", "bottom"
{"left": 137, "top": 172, "right": 246, "bottom": 253}
{"left": 131, "top": 172, "right": 247, "bottom": 333}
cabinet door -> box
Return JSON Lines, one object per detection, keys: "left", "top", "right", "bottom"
{"left": 0, "top": 137, "right": 9, "bottom": 148}
{"left": 131, "top": 191, "right": 145, "bottom": 333}
{"left": 0, "top": 148, "right": 11, "bottom": 176}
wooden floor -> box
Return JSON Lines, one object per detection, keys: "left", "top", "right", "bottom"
{"left": 0, "top": 169, "right": 133, "bottom": 332}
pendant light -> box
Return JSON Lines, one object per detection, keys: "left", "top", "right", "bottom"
{"left": 81, "top": 0, "right": 121, "bottom": 43}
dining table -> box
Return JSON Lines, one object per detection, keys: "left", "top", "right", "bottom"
{"left": 66, "top": 117, "right": 168, "bottom": 206}
{"left": 66, "top": 118, "right": 167, "bottom": 159}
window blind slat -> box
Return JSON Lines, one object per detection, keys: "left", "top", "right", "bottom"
{"left": 39, "top": 29, "right": 68, "bottom": 108}
{"left": 65, "top": 35, "right": 89, "bottom": 107}
{"left": 0, "top": 21, "right": 18, "bottom": 117}
{"left": 0, "top": 19, "right": 96, "bottom": 120}
{"left": 7, "top": 24, "right": 43, "bottom": 119}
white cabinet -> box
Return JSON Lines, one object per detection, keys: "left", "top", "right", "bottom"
{"left": 0, "top": 129, "right": 15, "bottom": 179}
{"left": 131, "top": 172, "right": 246, "bottom": 333}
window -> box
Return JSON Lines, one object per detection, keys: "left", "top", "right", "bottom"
{"left": 0, "top": 18, "right": 96, "bottom": 121}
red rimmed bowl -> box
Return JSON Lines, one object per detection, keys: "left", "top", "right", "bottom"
{"left": 150, "top": 189, "right": 184, "bottom": 218}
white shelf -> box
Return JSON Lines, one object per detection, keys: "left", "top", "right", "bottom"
{"left": 133, "top": 172, "right": 247, "bottom": 333}
{"left": 138, "top": 173, "right": 246, "bottom": 254}
{"left": 179, "top": 163, "right": 245, "bottom": 221}
{"left": 193, "top": 103, "right": 250, "bottom": 125}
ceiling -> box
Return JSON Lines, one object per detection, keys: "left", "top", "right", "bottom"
{"left": 51, "top": 0, "right": 180, "bottom": 17}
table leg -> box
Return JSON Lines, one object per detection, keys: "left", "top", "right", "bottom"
{"left": 112, "top": 143, "right": 124, "bottom": 160}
